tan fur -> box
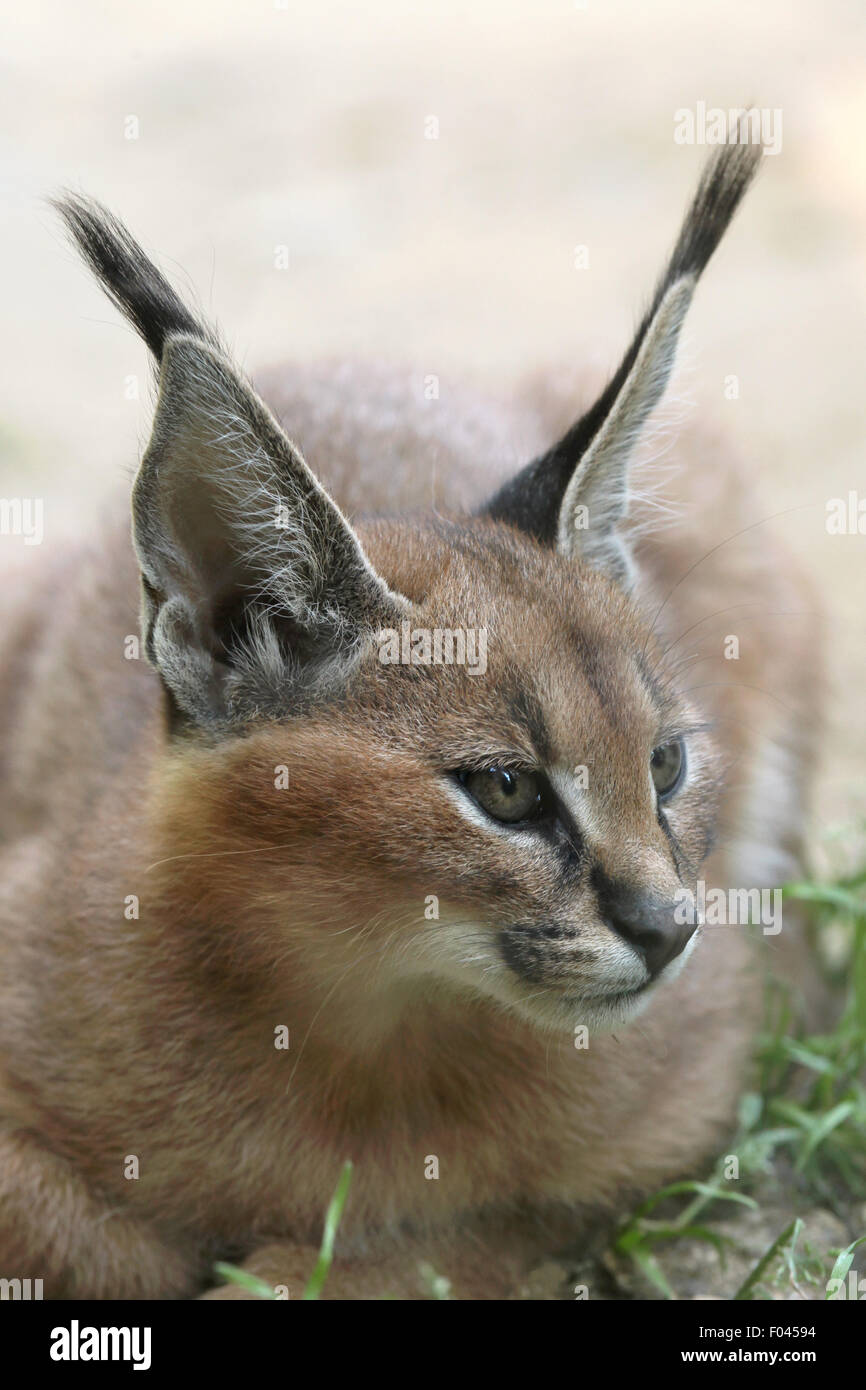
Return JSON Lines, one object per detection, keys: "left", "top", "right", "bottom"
{"left": 0, "top": 148, "right": 822, "bottom": 1297}
{"left": 0, "top": 358, "right": 819, "bottom": 1299}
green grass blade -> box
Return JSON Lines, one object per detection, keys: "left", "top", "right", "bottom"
{"left": 213, "top": 1262, "right": 279, "bottom": 1300}
{"left": 302, "top": 1160, "right": 353, "bottom": 1301}
{"left": 785, "top": 882, "right": 866, "bottom": 915}
{"left": 732, "top": 1219, "right": 801, "bottom": 1301}
{"left": 631, "top": 1246, "right": 677, "bottom": 1300}
{"left": 826, "top": 1236, "right": 866, "bottom": 1296}
{"left": 794, "top": 1101, "right": 856, "bottom": 1172}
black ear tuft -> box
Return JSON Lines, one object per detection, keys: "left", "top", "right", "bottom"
{"left": 663, "top": 137, "right": 763, "bottom": 287}
{"left": 482, "top": 135, "right": 763, "bottom": 547}
{"left": 52, "top": 192, "right": 211, "bottom": 360}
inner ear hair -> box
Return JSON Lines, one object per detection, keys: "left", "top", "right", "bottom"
{"left": 555, "top": 276, "right": 695, "bottom": 586}
{"left": 135, "top": 334, "right": 408, "bottom": 726}
{"left": 481, "top": 130, "right": 764, "bottom": 584}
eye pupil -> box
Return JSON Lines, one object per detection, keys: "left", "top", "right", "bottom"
{"left": 458, "top": 766, "right": 544, "bottom": 824}
{"left": 651, "top": 739, "right": 685, "bottom": 799}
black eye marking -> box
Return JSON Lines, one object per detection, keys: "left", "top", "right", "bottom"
{"left": 503, "top": 686, "right": 553, "bottom": 767}
{"left": 651, "top": 739, "right": 686, "bottom": 800}
{"left": 656, "top": 807, "right": 688, "bottom": 883}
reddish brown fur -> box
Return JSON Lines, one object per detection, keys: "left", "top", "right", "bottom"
{"left": 0, "top": 355, "right": 819, "bottom": 1299}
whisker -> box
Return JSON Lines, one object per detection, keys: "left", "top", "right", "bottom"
{"left": 641, "top": 500, "right": 821, "bottom": 660}
{"left": 144, "top": 840, "right": 295, "bottom": 873}
{"left": 659, "top": 604, "right": 813, "bottom": 661}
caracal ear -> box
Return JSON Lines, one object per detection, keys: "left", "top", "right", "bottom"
{"left": 481, "top": 134, "right": 763, "bottom": 588}
{"left": 133, "top": 333, "right": 408, "bottom": 725}
{"left": 54, "top": 194, "right": 406, "bottom": 727}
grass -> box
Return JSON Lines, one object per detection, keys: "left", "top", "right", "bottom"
{"left": 613, "top": 843, "right": 866, "bottom": 1300}
{"left": 215, "top": 1160, "right": 353, "bottom": 1301}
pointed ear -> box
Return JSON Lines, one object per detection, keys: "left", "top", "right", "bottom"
{"left": 554, "top": 276, "right": 694, "bottom": 585}
{"left": 481, "top": 138, "right": 763, "bottom": 587}
{"left": 132, "top": 334, "right": 407, "bottom": 724}
{"left": 54, "top": 194, "right": 406, "bottom": 726}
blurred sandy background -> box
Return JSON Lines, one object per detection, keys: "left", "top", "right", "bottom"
{"left": 1, "top": 0, "right": 864, "bottom": 847}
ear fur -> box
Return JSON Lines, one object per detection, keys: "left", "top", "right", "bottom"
{"left": 482, "top": 134, "right": 764, "bottom": 586}
{"left": 133, "top": 334, "right": 408, "bottom": 725}
{"left": 556, "top": 277, "right": 694, "bottom": 585}
{"left": 54, "top": 195, "right": 407, "bottom": 727}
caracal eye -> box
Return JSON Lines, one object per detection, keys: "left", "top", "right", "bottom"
{"left": 651, "top": 739, "right": 685, "bottom": 799}
{"left": 459, "top": 766, "right": 543, "bottom": 824}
